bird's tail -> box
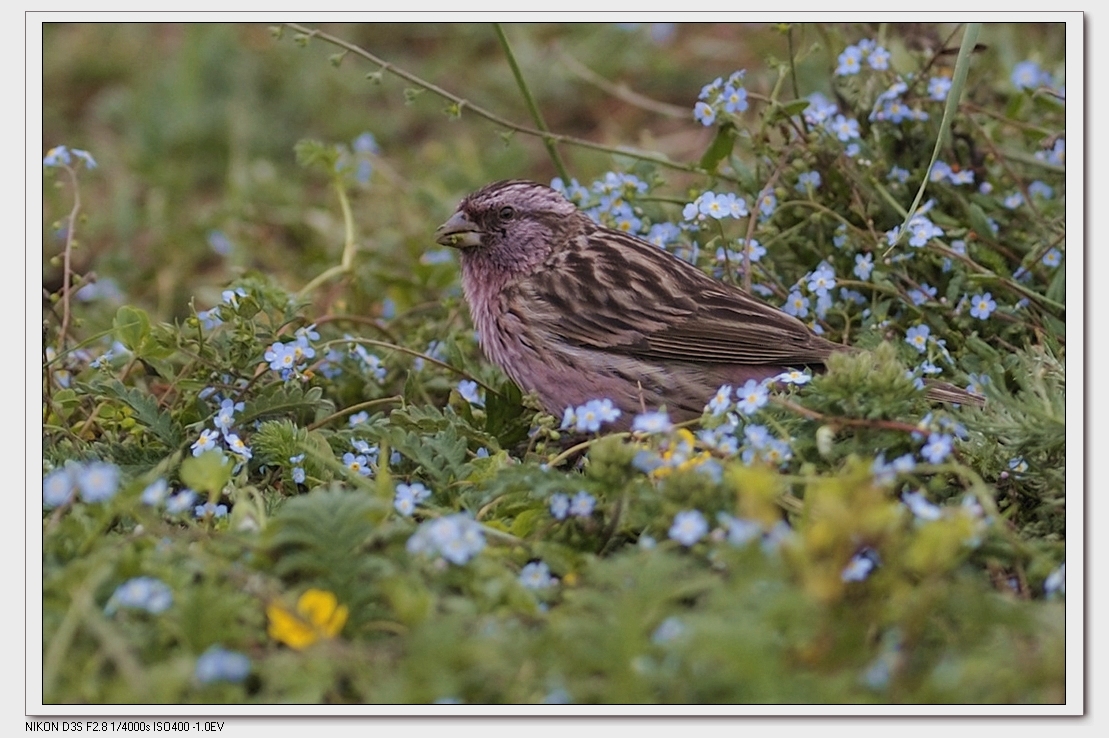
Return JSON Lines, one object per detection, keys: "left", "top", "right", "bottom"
{"left": 924, "top": 380, "right": 985, "bottom": 407}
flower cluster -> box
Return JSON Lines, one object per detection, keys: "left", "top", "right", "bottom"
{"left": 666, "top": 508, "right": 794, "bottom": 554}
{"left": 842, "top": 548, "right": 881, "bottom": 582}
{"left": 869, "top": 79, "right": 930, "bottom": 125}
{"left": 457, "top": 379, "right": 484, "bottom": 407}
{"left": 901, "top": 491, "right": 988, "bottom": 547}
{"left": 552, "top": 172, "right": 652, "bottom": 236}
{"left": 195, "top": 646, "right": 251, "bottom": 684}
{"left": 682, "top": 190, "right": 749, "bottom": 224}
{"left": 196, "top": 288, "right": 252, "bottom": 332}
{"left": 190, "top": 396, "right": 253, "bottom": 470}
{"left": 394, "top": 482, "right": 432, "bottom": 516}
{"left": 871, "top": 453, "right": 918, "bottom": 486}
{"left": 43, "top": 144, "right": 97, "bottom": 169}
{"left": 696, "top": 382, "right": 799, "bottom": 467}
{"left": 693, "top": 70, "right": 749, "bottom": 126}
{"left": 561, "top": 398, "right": 621, "bottom": 433}
{"left": 519, "top": 561, "right": 558, "bottom": 590}
{"left": 105, "top": 576, "right": 173, "bottom": 615}
{"left": 264, "top": 324, "right": 319, "bottom": 381}
{"left": 669, "top": 509, "right": 709, "bottom": 546}
{"left": 318, "top": 335, "right": 387, "bottom": 382}
{"left": 43, "top": 460, "right": 120, "bottom": 507}
{"left": 1035, "top": 138, "right": 1065, "bottom": 167}
{"left": 549, "top": 491, "right": 596, "bottom": 520}
{"left": 406, "top": 514, "right": 486, "bottom": 565}
{"left": 929, "top": 161, "right": 974, "bottom": 187}
{"left": 1010, "top": 59, "right": 1055, "bottom": 91}
{"left": 631, "top": 410, "right": 673, "bottom": 434}
{"left": 801, "top": 93, "right": 863, "bottom": 156}
{"left": 919, "top": 432, "right": 954, "bottom": 464}
{"left": 780, "top": 260, "right": 838, "bottom": 329}
{"left": 342, "top": 439, "right": 379, "bottom": 478}
{"left": 711, "top": 240, "right": 765, "bottom": 282}
{"left": 195, "top": 501, "right": 229, "bottom": 519}
{"left": 835, "top": 39, "right": 890, "bottom": 76}
{"left": 632, "top": 428, "right": 719, "bottom": 479}
{"left": 886, "top": 212, "right": 944, "bottom": 249}
{"left": 166, "top": 489, "right": 198, "bottom": 515}
{"left": 289, "top": 454, "right": 306, "bottom": 484}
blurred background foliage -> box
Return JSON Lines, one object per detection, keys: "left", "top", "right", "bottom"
{"left": 42, "top": 22, "right": 1063, "bottom": 323}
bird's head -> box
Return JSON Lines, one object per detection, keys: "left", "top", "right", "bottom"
{"left": 434, "top": 180, "right": 580, "bottom": 275}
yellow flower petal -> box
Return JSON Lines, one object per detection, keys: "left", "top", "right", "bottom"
{"left": 267, "top": 588, "right": 349, "bottom": 649}
{"left": 297, "top": 589, "right": 349, "bottom": 638}
{"left": 266, "top": 602, "right": 319, "bottom": 650}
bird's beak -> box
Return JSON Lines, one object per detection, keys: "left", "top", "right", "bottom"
{"left": 435, "top": 210, "right": 483, "bottom": 249}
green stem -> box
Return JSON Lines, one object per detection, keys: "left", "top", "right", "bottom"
{"left": 43, "top": 561, "right": 115, "bottom": 700}
{"left": 494, "top": 24, "right": 570, "bottom": 183}
{"left": 744, "top": 143, "right": 796, "bottom": 291}
{"left": 319, "top": 337, "right": 504, "bottom": 396}
{"left": 282, "top": 23, "right": 733, "bottom": 182}
{"left": 306, "top": 395, "right": 404, "bottom": 431}
{"left": 929, "top": 242, "right": 1065, "bottom": 313}
{"left": 547, "top": 432, "right": 631, "bottom": 467}
{"left": 886, "top": 22, "right": 981, "bottom": 256}
{"left": 56, "top": 164, "right": 83, "bottom": 351}
{"left": 337, "top": 179, "right": 356, "bottom": 270}
{"left": 299, "top": 178, "right": 357, "bottom": 297}
{"left": 786, "top": 26, "right": 800, "bottom": 102}
{"left": 298, "top": 265, "right": 346, "bottom": 298}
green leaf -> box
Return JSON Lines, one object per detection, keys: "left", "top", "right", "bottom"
{"left": 240, "top": 383, "right": 332, "bottom": 427}
{"left": 509, "top": 507, "right": 544, "bottom": 538}
{"left": 768, "top": 99, "right": 811, "bottom": 125}
{"left": 180, "top": 450, "right": 233, "bottom": 496}
{"left": 1045, "top": 258, "right": 1065, "bottom": 304}
{"left": 484, "top": 379, "right": 529, "bottom": 448}
{"left": 964, "top": 334, "right": 1001, "bottom": 361}
{"left": 294, "top": 139, "right": 340, "bottom": 172}
{"left": 379, "top": 575, "right": 433, "bottom": 626}
{"left": 890, "top": 23, "right": 981, "bottom": 251}
{"left": 50, "top": 389, "right": 79, "bottom": 422}
{"left": 386, "top": 426, "right": 469, "bottom": 487}
{"left": 264, "top": 487, "right": 393, "bottom": 616}
{"left": 698, "top": 122, "right": 737, "bottom": 173}
{"left": 966, "top": 204, "right": 996, "bottom": 241}
{"left": 113, "top": 305, "right": 150, "bottom": 353}
{"left": 1041, "top": 311, "right": 1065, "bottom": 339}
{"left": 82, "top": 378, "right": 182, "bottom": 447}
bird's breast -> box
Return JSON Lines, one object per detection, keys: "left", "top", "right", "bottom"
{"left": 459, "top": 262, "right": 529, "bottom": 375}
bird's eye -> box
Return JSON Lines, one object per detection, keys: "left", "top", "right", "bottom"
{"left": 498, "top": 205, "right": 516, "bottom": 221}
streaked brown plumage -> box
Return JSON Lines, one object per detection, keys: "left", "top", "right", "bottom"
{"left": 435, "top": 180, "right": 980, "bottom": 424}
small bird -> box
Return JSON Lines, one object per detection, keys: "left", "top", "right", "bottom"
{"left": 435, "top": 179, "right": 980, "bottom": 425}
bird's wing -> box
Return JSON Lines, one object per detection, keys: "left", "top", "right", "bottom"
{"left": 522, "top": 227, "right": 840, "bottom": 367}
